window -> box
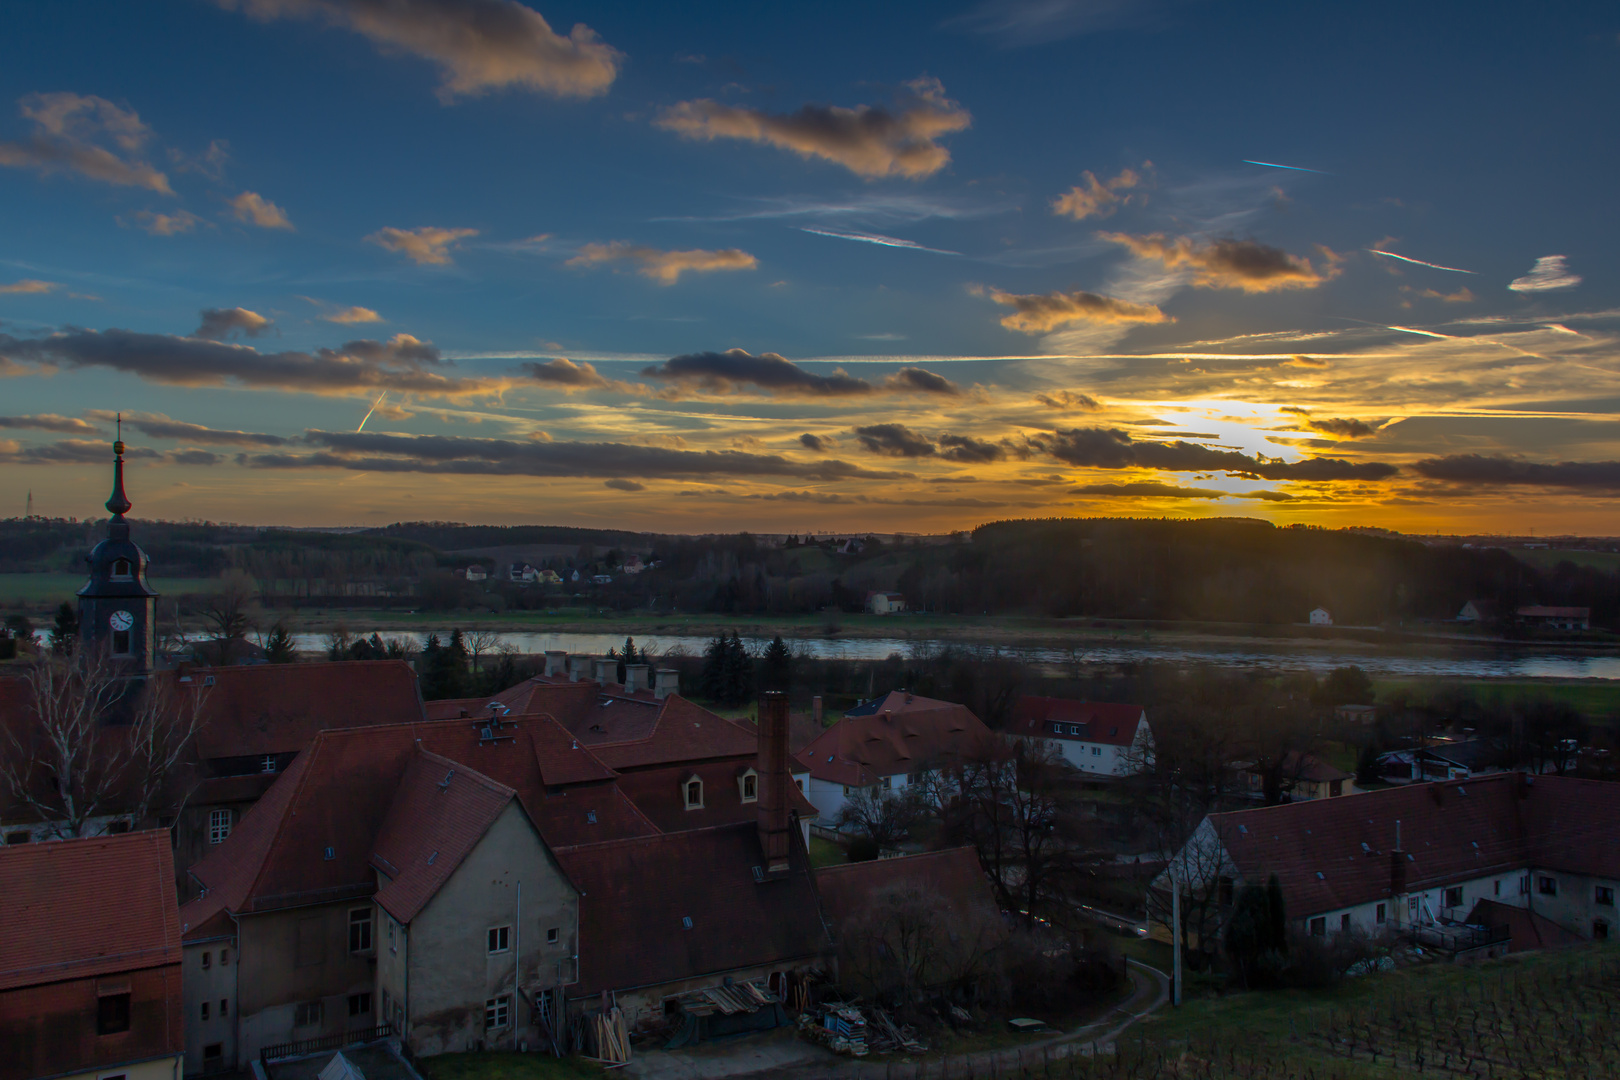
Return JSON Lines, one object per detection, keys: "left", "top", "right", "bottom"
{"left": 1595, "top": 920, "right": 1611, "bottom": 941}
{"left": 220, "top": 999, "right": 227, "bottom": 1017}
{"left": 220, "top": 948, "right": 229, "bottom": 965}
{"left": 1597, "top": 886, "right": 1615, "bottom": 907}
{"left": 1068, "top": 724, "right": 1081, "bottom": 735}
{"left": 684, "top": 778, "right": 703, "bottom": 809}
{"left": 97, "top": 993, "right": 131, "bottom": 1035}
{"left": 349, "top": 992, "right": 372, "bottom": 1018}
{"left": 1341, "top": 913, "right": 1351, "bottom": 931}
{"left": 4, "top": 831, "right": 29, "bottom": 845}
{"left": 349, "top": 908, "right": 373, "bottom": 953}
{"left": 294, "top": 1001, "right": 323, "bottom": 1027}
{"left": 1329, "top": 780, "right": 1343, "bottom": 798}
{"left": 260, "top": 755, "right": 278, "bottom": 774}
{"left": 741, "top": 773, "right": 757, "bottom": 801}
{"left": 1375, "top": 903, "right": 1386, "bottom": 924}
{"left": 547, "top": 927, "right": 560, "bottom": 944}
{"left": 485, "top": 995, "right": 510, "bottom": 1030}
{"left": 112, "top": 558, "right": 132, "bottom": 579}
{"left": 1494, "top": 879, "right": 1501, "bottom": 896}
{"left": 1538, "top": 875, "right": 1558, "bottom": 896}
{"left": 1520, "top": 875, "right": 1530, "bottom": 895}
{"left": 208, "top": 809, "right": 232, "bottom": 845}
{"left": 201, "top": 1001, "right": 210, "bottom": 1021}
{"left": 203, "top": 1045, "right": 223, "bottom": 1069}
{"left": 112, "top": 630, "right": 131, "bottom": 655}
{"left": 1051, "top": 723, "right": 1062, "bottom": 735}
{"left": 1309, "top": 917, "right": 1326, "bottom": 937}
{"left": 1091, "top": 746, "right": 1102, "bottom": 756}
{"left": 202, "top": 951, "right": 211, "bottom": 969}
{"left": 1444, "top": 886, "right": 1463, "bottom": 908}
{"left": 488, "top": 926, "right": 510, "bottom": 954}
{"left": 1409, "top": 897, "right": 1419, "bottom": 918}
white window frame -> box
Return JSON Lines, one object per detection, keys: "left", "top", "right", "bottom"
{"left": 684, "top": 777, "right": 704, "bottom": 810}
{"left": 485, "top": 995, "right": 510, "bottom": 1030}
{"left": 349, "top": 907, "right": 372, "bottom": 953}
{"left": 208, "top": 809, "right": 232, "bottom": 845}
{"left": 487, "top": 925, "right": 510, "bottom": 954}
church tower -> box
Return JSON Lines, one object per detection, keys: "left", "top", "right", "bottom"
{"left": 78, "top": 420, "right": 158, "bottom": 673}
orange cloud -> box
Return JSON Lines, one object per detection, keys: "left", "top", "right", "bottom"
{"left": 0, "top": 279, "right": 57, "bottom": 294}
{"left": 324, "top": 306, "right": 383, "bottom": 324}
{"left": 1101, "top": 232, "right": 1337, "bottom": 292}
{"left": 367, "top": 225, "right": 479, "bottom": 265}
{"left": 230, "top": 190, "right": 294, "bottom": 230}
{"left": 0, "top": 92, "right": 173, "bottom": 193}
{"left": 567, "top": 241, "right": 757, "bottom": 285}
{"left": 985, "top": 286, "right": 1171, "bottom": 334}
{"left": 131, "top": 209, "right": 205, "bottom": 236}
{"left": 1051, "top": 168, "right": 1139, "bottom": 221}
{"left": 656, "top": 77, "right": 970, "bottom": 179}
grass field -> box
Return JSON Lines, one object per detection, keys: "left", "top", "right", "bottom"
{"left": 808, "top": 835, "right": 848, "bottom": 868}
{"left": 1373, "top": 677, "right": 1620, "bottom": 721}
{"left": 1515, "top": 548, "right": 1620, "bottom": 574}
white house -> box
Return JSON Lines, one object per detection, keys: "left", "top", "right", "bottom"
{"left": 465, "top": 565, "right": 489, "bottom": 582}
{"left": 1309, "top": 607, "right": 1333, "bottom": 626}
{"left": 509, "top": 563, "right": 539, "bottom": 583}
{"left": 865, "top": 591, "right": 906, "bottom": 615}
{"left": 1004, "top": 697, "right": 1152, "bottom": 779}
{"left": 1156, "top": 773, "right": 1619, "bottom": 952}
{"left": 794, "top": 691, "right": 991, "bottom": 826}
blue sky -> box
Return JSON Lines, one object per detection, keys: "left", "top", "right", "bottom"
{"left": 2, "top": 0, "right": 1617, "bottom": 532}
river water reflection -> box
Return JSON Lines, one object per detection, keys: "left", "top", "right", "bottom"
{"left": 289, "top": 631, "right": 1620, "bottom": 681}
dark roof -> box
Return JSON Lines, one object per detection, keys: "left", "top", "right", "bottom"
{"left": 614, "top": 761, "right": 817, "bottom": 834}
{"left": 188, "top": 660, "right": 424, "bottom": 759}
{"left": 814, "top": 847, "right": 995, "bottom": 928}
{"left": 1517, "top": 606, "right": 1590, "bottom": 618}
{"left": 795, "top": 697, "right": 991, "bottom": 785}
{"left": 555, "top": 822, "right": 830, "bottom": 998}
{"left": 372, "top": 749, "right": 516, "bottom": 923}
{"left": 0, "top": 830, "right": 180, "bottom": 991}
{"left": 1006, "top": 697, "right": 1146, "bottom": 746}
{"left": 585, "top": 695, "right": 758, "bottom": 771}
{"left": 1208, "top": 773, "right": 1620, "bottom": 918}
{"left": 1464, "top": 898, "right": 1585, "bottom": 951}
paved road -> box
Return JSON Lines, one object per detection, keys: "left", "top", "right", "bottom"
{"left": 623, "top": 959, "right": 1172, "bottom": 1080}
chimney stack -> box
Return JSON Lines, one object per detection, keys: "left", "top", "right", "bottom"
{"left": 654, "top": 668, "right": 679, "bottom": 699}
{"left": 812, "top": 695, "right": 823, "bottom": 726}
{"left": 592, "top": 658, "right": 617, "bottom": 687}
{"left": 624, "top": 663, "right": 649, "bottom": 694}
{"left": 568, "top": 655, "right": 591, "bottom": 682}
{"left": 544, "top": 650, "right": 567, "bottom": 677}
{"left": 1390, "top": 819, "right": 1407, "bottom": 900}
{"left": 757, "top": 691, "right": 792, "bottom": 876}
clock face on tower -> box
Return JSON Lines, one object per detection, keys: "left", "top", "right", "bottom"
{"left": 109, "top": 610, "right": 134, "bottom": 632}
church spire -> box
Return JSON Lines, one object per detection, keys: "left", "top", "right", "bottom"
{"left": 106, "top": 414, "right": 132, "bottom": 531}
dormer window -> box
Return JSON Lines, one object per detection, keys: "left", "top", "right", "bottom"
{"left": 684, "top": 777, "right": 704, "bottom": 810}
{"left": 739, "top": 769, "right": 758, "bottom": 803}
{"left": 111, "top": 558, "right": 132, "bottom": 580}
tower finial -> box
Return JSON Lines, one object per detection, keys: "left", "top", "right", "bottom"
{"left": 106, "top": 415, "right": 132, "bottom": 519}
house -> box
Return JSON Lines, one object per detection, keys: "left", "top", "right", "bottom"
{"left": 464, "top": 566, "right": 489, "bottom": 582}
{"left": 1517, "top": 605, "right": 1590, "bottom": 631}
{"left": 1334, "top": 703, "right": 1377, "bottom": 726}
{"left": 1236, "top": 751, "right": 1356, "bottom": 801}
{"left": 1004, "top": 697, "right": 1151, "bottom": 779}
{"left": 539, "top": 568, "right": 562, "bottom": 585}
{"left": 622, "top": 555, "right": 645, "bottom": 575}
{"left": 837, "top": 538, "right": 865, "bottom": 555}
{"left": 181, "top": 689, "right": 823, "bottom": 1065}
{"left": 1158, "top": 773, "right": 1620, "bottom": 951}
{"left": 509, "top": 564, "right": 539, "bottom": 584}
{"left": 1309, "top": 607, "right": 1333, "bottom": 626}
{"left": 0, "top": 831, "right": 183, "bottom": 1080}
{"left": 794, "top": 691, "right": 992, "bottom": 826}
{"left": 864, "top": 591, "right": 906, "bottom": 615}
{"left": 591, "top": 574, "right": 613, "bottom": 585}
{"left": 814, "top": 846, "right": 997, "bottom": 933}
{"left": 1456, "top": 599, "right": 1497, "bottom": 623}
{"left": 1377, "top": 739, "right": 1502, "bottom": 784}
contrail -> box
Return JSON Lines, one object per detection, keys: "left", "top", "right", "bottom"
{"left": 356, "top": 391, "right": 386, "bottom": 431}
{"left": 1242, "top": 159, "right": 1327, "bottom": 174}
{"left": 1368, "top": 249, "right": 1475, "bottom": 274}
{"left": 799, "top": 227, "right": 960, "bottom": 256}
{"left": 1386, "top": 325, "right": 1457, "bottom": 340}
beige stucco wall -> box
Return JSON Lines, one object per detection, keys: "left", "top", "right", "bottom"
{"left": 55, "top": 1053, "right": 183, "bottom": 1080}
{"left": 181, "top": 937, "right": 237, "bottom": 1076}
{"left": 401, "top": 803, "right": 578, "bottom": 1056}
{"left": 235, "top": 900, "right": 376, "bottom": 1066}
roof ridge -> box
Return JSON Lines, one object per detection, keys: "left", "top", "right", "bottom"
{"left": 415, "top": 746, "right": 517, "bottom": 798}
{"left": 553, "top": 817, "right": 755, "bottom": 854}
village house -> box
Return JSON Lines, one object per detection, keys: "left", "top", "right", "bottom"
{"left": 864, "top": 591, "right": 906, "bottom": 615}
{"left": 1308, "top": 607, "right": 1333, "bottom": 626}
{"left": 1004, "top": 697, "right": 1152, "bottom": 779}
{"left": 1159, "top": 772, "right": 1620, "bottom": 954}
{"left": 794, "top": 691, "right": 992, "bottom": 826}
{"left": 1516, "top": 605, "right": 1591, "bottom": 630}
{"left": 1236, "top": 751, "right": 1356, "bottom": 802}
{"left": 508, "top": 564, "right": 539, "bottom": 584}
{"left": 0, "top": 830, "right": 183, "bottom": 1080}
{"left": 814, "top": 845, "right": 996, "bottom": 934}
{"left": 463, "top": 566, "right": 488, "bottom": 582}
{"left": 1376, "top": 739, "right": 1505, "bottom": 784}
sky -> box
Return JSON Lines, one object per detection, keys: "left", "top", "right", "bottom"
{"left": 1, "top": 0, "right": 1618, "bottom": 535}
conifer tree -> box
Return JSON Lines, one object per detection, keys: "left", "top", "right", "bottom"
{"left": 264, "top": 623, "right": 296, "bottom": 663}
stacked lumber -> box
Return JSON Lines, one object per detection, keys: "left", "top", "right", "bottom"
{"left": 587, "top": 1006, "right": 631, "bottom": 1065}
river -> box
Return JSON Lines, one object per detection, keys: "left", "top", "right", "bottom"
{"left": 288, "top": 631, "right": 1620, "bottom": 681}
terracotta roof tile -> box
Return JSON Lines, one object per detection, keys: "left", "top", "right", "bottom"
{"left": 188, "top": 660, "right": 423, "bottom": 759}
{"left": 614, "top": 762, "right": 816, "bottom": 834}
{"left": 815, "top": 846, "right": 996, "bottom": 928}
{"left": 1007, "top": 697, "right": 1145, "bottom": 746}
{"left": 795, "top": 701, "right": 991, "bottom": 784}
{"left": 585, "top": 695, "right": 757, "bottom": 771}
{"left": 0, "top": 830, "right": 180, "bottom": 991}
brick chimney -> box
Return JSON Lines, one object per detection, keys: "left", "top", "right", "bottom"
{"left": 544, "top": 650, "right": 567, "bottom": 677}
{"left": 654, "top": 668, "right": 679, "bottom": 699}
{"left": 757, "top": 691, "right": 792, "bottom": 876}
{"left": 568, "top": 655, "right": 591, "bottom": 682}
{"left": 624, "top": 663, "right": 649, "bottom": 694}
{"left": 592, "top": 658, "right": 617, "bottom": 686}
{"left": 1390, "top": 819, "right": 1407, "bottom": 900}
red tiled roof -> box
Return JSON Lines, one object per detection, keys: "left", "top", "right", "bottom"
{"left": 815, "top": 846, "right": 995, "bottom": 928}
{"left": 614, "top": 762, "right": 817, "bottom": 835}
{"left": 795, "top": 701, "right": 991, "bottom": 785}
{"left": 1207, "top": 773, "right": 1620, "bottom": 918}
{"left": 555, "top": 823, "right": 830, "bottom": 998}
{"left": 1006, "top": 697, "right": 1145, "bottom": 746}
{"left": 372, "top": 749, "right": 515, "bottom": 923}
{"left": 586, "top": 695, "right": 759, "bottom": 771}
{"left": 0, "top": 830, "right": 180, "bottom": 991}
{"left": 188, "top": 660, "right": 424, "bottom": 759}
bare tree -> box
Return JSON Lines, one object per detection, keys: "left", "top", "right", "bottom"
{"left": 463, "top": 628, "right": 504, "bottom": 673}
{"left": 124, "top": 675, "right": 209, "bottom": 828}
{"left": 840, "top": 881, "right": 1005, "bottom": 1004}
{"left": 835, "top": 783, "right": 920, "bottom": 849}
{"left": 0, "top": 652, "right": 129, "bottom": 837}
{"left": 200, "top": 569, "right": 261, "bottom": 664}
